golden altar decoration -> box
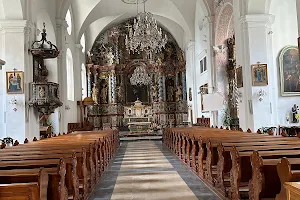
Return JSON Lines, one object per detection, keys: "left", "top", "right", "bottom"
{"left": 124, "top": 99, "right": 153, "bottom": 133}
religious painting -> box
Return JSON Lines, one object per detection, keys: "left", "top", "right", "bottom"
{"left": 251, "top": 63, "right": 268, "bottom": 86}
{"left": 279, "top": 46, "right": 300, "bottom": 96}
{"left": 236, "top": 66, "right": 243, "bottom": 88}
{"left": 6, "top": 71, "right": 24, "bottom": 94}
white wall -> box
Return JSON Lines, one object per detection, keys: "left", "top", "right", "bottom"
{"left": 270, "top": 0, "right": 299, "bottom": 126}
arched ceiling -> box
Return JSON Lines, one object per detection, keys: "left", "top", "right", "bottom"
{"left": 57, "top": 0, "right": 197, "bottom": 46}
{"left": 85, "top": 14, "right": 185, "bottom": 50}
{"left": 0, "top": 0, "right": 23, "bottom": 20}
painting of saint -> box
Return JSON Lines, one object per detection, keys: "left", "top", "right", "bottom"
{"left": 6, "top": 71, "right": 24, "bottom": 94}
{"left": 251, "top": 63, "right": 268, "bottom": 86}
{"left": 279, "top": 46, "right": 300, "bottom": 96}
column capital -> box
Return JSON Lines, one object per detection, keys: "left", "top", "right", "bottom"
{"left": 240, "top": 14, "right": 275, "bottom": 28}
{"left": 75, "top": 43, "right": 83, "bottom": 50}
{"left": 56, "top": 18, "right": 68, "bottom": 29}
{"left": 0, "top": 20, "right": 32, "bottom": 33}
{"left": 185, "top": 40, "right": 195, "bottom": 51}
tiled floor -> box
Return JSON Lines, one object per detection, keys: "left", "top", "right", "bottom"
{"left": 89, "top": 141, "right": 220, "bottom": 200}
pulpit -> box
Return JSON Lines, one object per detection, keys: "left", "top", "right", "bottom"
{"left": 124, "top": 99, "right": 153, "bottom": 134}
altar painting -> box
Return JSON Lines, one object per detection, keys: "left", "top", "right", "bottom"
{"left": 279, "top": 46, "right": 300, "bottom": 96}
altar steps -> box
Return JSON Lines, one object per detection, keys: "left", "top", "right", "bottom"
{"left": 120, "top": 131, "right": 162, "bottom": 141}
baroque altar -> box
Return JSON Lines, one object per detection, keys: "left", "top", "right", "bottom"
{"left": 85, "top": 18, "right": 188, "bottom": 130}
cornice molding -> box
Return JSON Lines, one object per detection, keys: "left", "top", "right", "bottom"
{"left": 0, "top": 20, "right": 32, "bottom": 33}
{"left": 240, "top": 14, "right": 275, "bottom": 28}
{"left": 185, "top": 40, "right": 195, "bottom": 51}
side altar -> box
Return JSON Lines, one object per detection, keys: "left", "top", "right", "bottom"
{"left": 124, "top": 99, "right": 153, "bottom": 134}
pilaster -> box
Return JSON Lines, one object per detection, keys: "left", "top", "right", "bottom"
{"left": 56, "top": 18, "right": 68, "bottom": 132}
{"left": 238, "top": 14, "right": 275, "bottom": 131}
{"left": 185, "top": 40, "right": 196, "bottom": 123}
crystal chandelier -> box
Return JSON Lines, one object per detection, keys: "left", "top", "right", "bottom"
{"left": 130, "top": 65, "right": 151, "bottom": 85}
{"left": 125, "top": 1, "right": 168, "bottom": 54}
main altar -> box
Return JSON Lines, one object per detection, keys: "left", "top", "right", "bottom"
{"left": 124, "top": 99, "right": 153, "bottom": 133}
{"left": 85, "top": 18, "right": 188, "bottom": 131}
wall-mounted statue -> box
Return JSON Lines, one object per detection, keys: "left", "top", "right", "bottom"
{"left": 167, "top": 83, "right": 175, "bottom": 102}
{"left": 117, "top": 86, "right": 123, "bottom": 103}
{"left": 175, "top": 86, "right": 183, "bottom": 102}
{"left": 101, "top": 84, "right": 108, "bottom": 104}
{"left": 189, "top": 88, "right": 192, "bottom": 101}
{"left": 92, "top": 83, "right": 99, "bottom": 104}
{"left": 151, "top": 85, "right": 158, "bottom": 102}
{"left": 292, "top": 104, "right": 299, "bottom": 123}
{"left": 87, "top": 51, "right": 93, "bottom": 64}
{"left": 106, "top": 47, "right": 115, "bottom": 66}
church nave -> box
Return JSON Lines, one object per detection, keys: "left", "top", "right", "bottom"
{"left": 89, "top": 141, "right": 220, "bottom": 200}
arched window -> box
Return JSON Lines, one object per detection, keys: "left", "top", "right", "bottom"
{"left": 65, "top": 9, "right": 72, "bottom": 35}
{"left": 66, "top": 48, "right": 74, "bottom": 101}
{"left": 81, "top": 63, "right": 87, "bottom": 99}
{"left": 80, "top": 34, "right": 86, "bottom": 53}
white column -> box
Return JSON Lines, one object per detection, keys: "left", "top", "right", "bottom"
{"left": 185, "top": 41, "right": 197, "bottom": 123}
{"left": 0, "top": 59, "right": 6, "bottom": 138}
{"left": 207, "top": 16, "right": 218, "bottom": 126}
{"left": 75, "top": 44, "right": 84, "bottom": 121}
{"left": 0, "top": 20, "right": 39, "bottom": 143}
{"left": 56, "top": 18, "right": 68, "bottom": 133}
{"left": 238, "top": 14, "right": 275, "bottom": 131}
{"left": 296, "top": 0, "right": 300, "bottom": 35}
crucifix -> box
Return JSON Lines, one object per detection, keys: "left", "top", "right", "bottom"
{"left": 125, "top": 24, "right": 132, "bottom": 32}
{"left": 13, "top": 68, "right": 17, "bottom": 76}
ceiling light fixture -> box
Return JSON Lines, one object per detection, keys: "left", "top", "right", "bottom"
{"left": 125, "top": 0, "right": 168, "bottom": 55}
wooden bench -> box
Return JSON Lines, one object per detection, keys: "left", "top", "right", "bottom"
{"left": 0, "top": 130, "right": 119, "bottom": 200}
{"left": 163, "top": 127, "right": 300, "bottom": 199}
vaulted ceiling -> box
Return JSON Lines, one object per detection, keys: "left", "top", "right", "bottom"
{"left": 56, "top": 0, "right": 199, "bottom": 49}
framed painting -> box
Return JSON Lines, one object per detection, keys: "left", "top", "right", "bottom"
{"left": 279, "top": 46, "right": 300, "bottom": 96}
{"left": 251, "top": 63, "right": 268, "bottom": 86}
{"left": 6, "top": 71, "right": 24, "bottom": 94}
{"left": 236, "top": 66, "right": 243, "bottom": 88}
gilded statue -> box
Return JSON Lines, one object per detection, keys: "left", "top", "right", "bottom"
{"left": 101, "top": 84, "right": 108, "bottom": 104}
{"left": 106, "top": 47, "right": 115, "bottom": 66}
{"left": 92, "top": 83, "right": 98, "bottom": 104}
{"left": 175, "top": 86, "right": 183, "bottom": 102}
{"left": 117, "top": 86, "right": 123, "bottom": 103}
{"left": 177, "top": 48, "right": 184, "bottom": 63}
{"left": 87, "top": 51, "right": 93, "bottom": 64}
{"left": 152, "top": 85, "right": 158, "bottom": 102}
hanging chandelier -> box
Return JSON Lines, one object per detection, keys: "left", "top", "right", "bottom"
{"left": 125, "top": 1, "right": 168, "bottom": 54}
{"left": 130, "top": 65, "right": 151, "bottom": 85}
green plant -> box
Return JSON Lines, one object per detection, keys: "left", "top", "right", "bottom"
{"left": 222, "top": 107, "right": 231, "bottom": 127}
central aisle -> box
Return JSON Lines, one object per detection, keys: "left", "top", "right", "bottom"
{"left": 89, "top": 141, "right": 220, "bottom": 200}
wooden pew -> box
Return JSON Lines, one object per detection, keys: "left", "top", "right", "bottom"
{"left": 248, "top": 154, "right": 300, "bottom": 200}
{"left": 0, "top": 130, "right": 119, "bottom": 200}
{"left": 163, "top": 127, "right": 300, "bottom": 199}
{"left": 0, "top": 167, "right": 49, "bottom": 200}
